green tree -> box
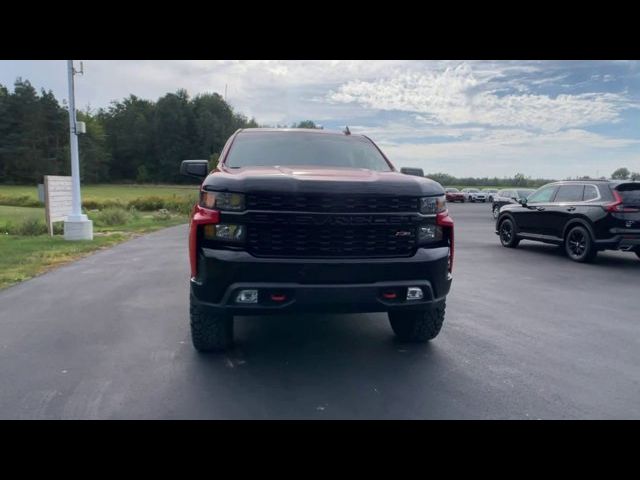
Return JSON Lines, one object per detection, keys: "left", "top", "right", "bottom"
{"left": 612, "top": 167, "right": 630, "bottom": 180}
{"left": 631, "top": 171, "right": 640, "bottom": 181}
{"left": 292, "top": 120, "right": 321, "bottom": 129}
{"left": 77, "top": 110, "right": 110, "bottom": 183}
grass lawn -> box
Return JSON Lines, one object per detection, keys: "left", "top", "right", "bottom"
{"left": 0, "top": 205, "right": 45, "bottom": 224}
{"left": 0, "top": 214, "right": 187, "bottom": 290}
{"left": 0, "top": 183, "right": 199, "bottom": 202}
{"left": 0, "top": 184, "right": 193, "bottom": 291}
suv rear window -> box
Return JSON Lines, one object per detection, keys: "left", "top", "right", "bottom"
{"left": 616, "top": 183, "right": 640, "bottom": 205}
{"left": 225, "top": 131, "right": 392, "bottom": 171}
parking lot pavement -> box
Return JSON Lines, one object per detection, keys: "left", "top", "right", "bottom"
{"left": 0, "top": 202, "right": 639, "bottom": 419}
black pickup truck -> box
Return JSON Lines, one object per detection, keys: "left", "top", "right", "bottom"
{"left": 181, "top": 128, "right": 454, "bottom": 352}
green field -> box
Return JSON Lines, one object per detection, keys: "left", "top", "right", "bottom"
{"left": 0, "top": 184, "right": 193, "bottom": 290}
{"left": 0, "top": 205, "right": 44, "bottom": 223}
{"left": 0, "top": 183, "right": 199, "bottom": 202}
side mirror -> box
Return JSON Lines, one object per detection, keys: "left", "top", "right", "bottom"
{"left": 400, "top": 167, "right": 424, "bottom": 177}
{"left": 518, "top": 197, "right": 528, "bottom": 206}
{"left": 180, "top": 160, "right": 209, "bottom": 178}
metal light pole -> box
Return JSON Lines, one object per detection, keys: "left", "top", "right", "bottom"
{"left": 64, "top": 60, "right": 93, "bottom": 240}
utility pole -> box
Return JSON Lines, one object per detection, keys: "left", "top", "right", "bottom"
{"left": 64, "top": 60, "right": 93, "bottom": 240}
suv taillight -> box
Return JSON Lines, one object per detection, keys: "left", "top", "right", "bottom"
{"left": 606, "top": 190, "right": 640, "bottom": 213}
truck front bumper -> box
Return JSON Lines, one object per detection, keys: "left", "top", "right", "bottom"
{"left": 190, "top": 247, "right": 452, "bottom": 315}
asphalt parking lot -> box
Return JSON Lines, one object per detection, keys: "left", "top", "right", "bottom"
{"left": 0, "top": 201, "right": 639, "bottom": 419}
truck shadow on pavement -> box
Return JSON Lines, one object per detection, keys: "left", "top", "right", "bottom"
{"left": 178, "top": 313, "right": 478, "bottom": 419}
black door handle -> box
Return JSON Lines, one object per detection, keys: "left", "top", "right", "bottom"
{"left": 567, "top": 207, "right": 576, "bottom": 211}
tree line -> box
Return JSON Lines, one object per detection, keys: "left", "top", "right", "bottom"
{"left": 1, "top": 78, "right": 637, "bottom": 186}
{"left": 0, "top": 78, "right": 259, "bottom": 185}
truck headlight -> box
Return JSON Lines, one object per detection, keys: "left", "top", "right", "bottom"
{"left": 200, "top": 191, "right": 245, "bottom": 211}
{"left": 203, "top": 223, "right": 246, "bottom": 242}
{"left": 420, "top": 195, "right": 447, "bottom": 214}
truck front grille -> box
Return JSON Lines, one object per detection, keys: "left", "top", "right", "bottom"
{"left": 246, "top": 194, "right": 419, "bottom": 213}
{"left": 247, "top": 223, "right": 417, "bottom": 258}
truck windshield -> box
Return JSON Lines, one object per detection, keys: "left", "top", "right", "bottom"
{"left": 225, "top": 131, "right": 392, "bottom": 171}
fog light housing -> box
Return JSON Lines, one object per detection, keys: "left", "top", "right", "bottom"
{"left": 406, "top": 287, "right": 424, "bottom": 300}
{"left": 418, "top": 224, "right": 442, "bottom": 243}
{"left": 236, "top": 289, "right": 258, "bottom": 304}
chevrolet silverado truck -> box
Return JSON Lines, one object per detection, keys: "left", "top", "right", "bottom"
{"left": 180, "top": 128, "right": 454, "bottom": 352}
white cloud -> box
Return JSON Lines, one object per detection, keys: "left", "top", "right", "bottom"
{"left": 327, "top": 63, "right": 635, "bottom": 131}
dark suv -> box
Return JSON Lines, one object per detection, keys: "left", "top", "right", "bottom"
{"left": 496, "top": 180, "right": 640, "bottom": 262}
{"left": 181, "top": 128, "right": 454, "bottom": 351}
{"left": 491, "top": 188, "right": 535, "bottom": 219}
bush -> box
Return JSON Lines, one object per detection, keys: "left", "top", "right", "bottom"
{"left": 82, "top": 199, "right": 126, "bottom": 210}
{"left": 11, "top": 218, "right": 48, "bottom": 236}
{"left": 93, "top": 207, "right": 131, "bottom": 226}
{"left": 0, "top": 195, "right": 42, "bottom": 208}
{"left": 153, "top": 209, "right": 172, "bottom": 221}
{"left": 128, "top": 196, "right": 166, "bottom": 211}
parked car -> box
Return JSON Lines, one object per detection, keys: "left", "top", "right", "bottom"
{"left": 491, "top": 188, "right": 535, "bottom": 219}
{"left": 495, "top": 180, "right": 640, "bottom": 263}
{"left": 461, "top": 188, "right": 486, "bottom": 202}
{"left": 483, "top": 189, "right": 499, "bottom": 202}
{"left": 180, "top": 128, "right": 454, "bottom": 351}
{"left": 445, "top": 187, "right": 465, "bottom": 203}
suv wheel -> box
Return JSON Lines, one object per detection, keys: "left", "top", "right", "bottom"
{"left": 190, "top": 295, "right": 234, "bottom": 352}
{"left": 499, "top": 218, "right": 520, "bottom": 248}
{"left": 492, "top": 205, "right": 500, "bottom": 219}
{"left": 389, "top": 303, "right": 446, "bottom": 342}
{"left": 564, "top": 226, "right": 597, "bottom": 263}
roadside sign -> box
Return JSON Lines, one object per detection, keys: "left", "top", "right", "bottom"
{"left": 44, "top": 175, "right": 73, "bottom": 236}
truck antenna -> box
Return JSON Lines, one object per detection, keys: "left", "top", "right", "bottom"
{"left": 343, "top": 126, "right": 351, "bottom": 135}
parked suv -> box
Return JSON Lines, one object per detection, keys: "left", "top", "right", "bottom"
{"left": 181, "top": 128, "right": 454, "bottom": 351}
{"left": 491, "top": 188, "right": 535, "bottom": 219}
{"left": 461, "top": 188, "right": 486, "bottom": 202}
{"left": 496, "top": 180, "right": 640, "bottom": 262}
{"left": 482, "top": 189, "right": 499, "bottom": 202}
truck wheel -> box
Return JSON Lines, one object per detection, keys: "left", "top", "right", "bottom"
{"left": 499, "top": 218, "right": 520, "bottom": 248}
{"left": 190, "top": 295, "right": 234, "bottom": 352}
{"left": 564, "top": 225, "right": 597, "bottom": 263}
{"left": 389, "top": 303, "right": 446, "bottom": 342}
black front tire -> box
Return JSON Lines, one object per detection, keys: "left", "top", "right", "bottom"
{"left": 389, "top": 303, "right": 446, "bottom": 342}
{"left": 190, "top": 295, "right": 234, "bottom": 352}
{"left": 499, "top": 218, "right": 520, "bottom": 248}
{"left": 564, "top": 226, "right": 597, "bottom": 263}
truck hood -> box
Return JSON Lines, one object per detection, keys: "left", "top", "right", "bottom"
{"left": 202, "top": 166, "right": 444, "bottom": 196}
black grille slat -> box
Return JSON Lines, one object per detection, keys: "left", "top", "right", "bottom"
{"left": 247, "top": 224, "right": 416, "bottom": 258}
{"left": 246, "top": 194, "right": 419, "bottom": 213}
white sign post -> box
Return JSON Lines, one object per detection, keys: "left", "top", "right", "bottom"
{"left": 63, "top": 60, "right": 93, "bottom": 241}
{"left": 44, "top": 175, "right": 73, "bottom": 236}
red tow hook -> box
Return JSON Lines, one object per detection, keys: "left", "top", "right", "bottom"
{"left": 382, "top": 291, "right": 397, "bottom": 300}
{"left": 270, "top": 293, "right": 287, "bottom": 302}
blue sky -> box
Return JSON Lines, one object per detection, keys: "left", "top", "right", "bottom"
{"left": 1, "top": 60, "right": 639, "bottom": 178}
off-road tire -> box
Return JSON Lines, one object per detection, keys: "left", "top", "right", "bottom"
{"left": 389, "top": 303, "right": 446, "bottom": 342}
{"left": 190, "top": 295, "right": 234, "bottom": 352}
